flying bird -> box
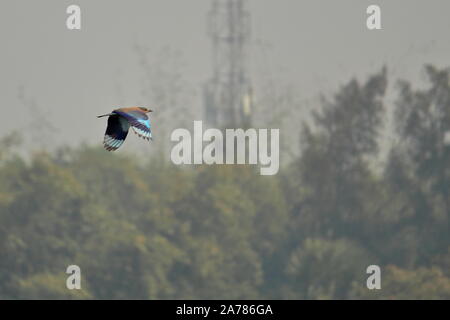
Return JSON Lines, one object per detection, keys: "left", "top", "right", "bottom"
{"left": 97, "top": 107, "right": 153, "bottom": 151}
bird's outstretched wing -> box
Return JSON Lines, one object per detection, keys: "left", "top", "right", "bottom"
{"left": 103, "top": 115, "right": 130, "bottom": 151}
{"left": 114, "top": 109, "right": 152, "bottom": 141}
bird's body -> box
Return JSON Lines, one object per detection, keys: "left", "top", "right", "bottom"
{"left": 98, "top": 107, "right": 153, "bottom": 151}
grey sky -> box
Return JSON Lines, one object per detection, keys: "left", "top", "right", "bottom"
{"left": 1, "top": 0, "right": 450, "bottom": 150}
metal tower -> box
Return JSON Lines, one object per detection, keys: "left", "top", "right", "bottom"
{"left": 204, "top": 0, "right": 253, "bottom": 129}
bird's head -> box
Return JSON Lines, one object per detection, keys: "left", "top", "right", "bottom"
{"left": 138, "top": 107, "right": 153, "bottom": 113}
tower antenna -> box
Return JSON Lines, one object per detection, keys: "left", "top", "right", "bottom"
{"left": 204, "top": 0, "right": 253, "bottom": 129}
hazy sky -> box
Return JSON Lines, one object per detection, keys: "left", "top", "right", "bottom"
{"left": 1, "top": 0, "right": 450, "bottom": 150}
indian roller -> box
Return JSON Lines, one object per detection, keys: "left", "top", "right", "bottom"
{"left": 97, "top": 107, "right": 153, "bottom": 151}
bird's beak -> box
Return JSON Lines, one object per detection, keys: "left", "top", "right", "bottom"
{"left": 148, "top": 109, "right": 153, "bottom": 113}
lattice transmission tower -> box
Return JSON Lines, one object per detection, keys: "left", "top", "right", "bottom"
{"left": 203, "top": 0, "right": 254, "bottom": 129}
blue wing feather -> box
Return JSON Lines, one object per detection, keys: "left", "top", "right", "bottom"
{"left": 103, "top": 115, "right": 130, "bottom": 151}
{"left": 114, "top": 110, "right": 152, "bottom": 141}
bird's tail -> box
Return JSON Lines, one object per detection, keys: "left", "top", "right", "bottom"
{"left": 97, "top": 113, "right": 114, "bottom": 118}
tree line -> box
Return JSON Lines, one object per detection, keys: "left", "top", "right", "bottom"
{"left": 0, "top": 65, "right": 449, "bottom": 299}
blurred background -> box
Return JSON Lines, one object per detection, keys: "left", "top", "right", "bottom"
{"left": 0, "top": 0, "right": 449, "bottom": 299}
